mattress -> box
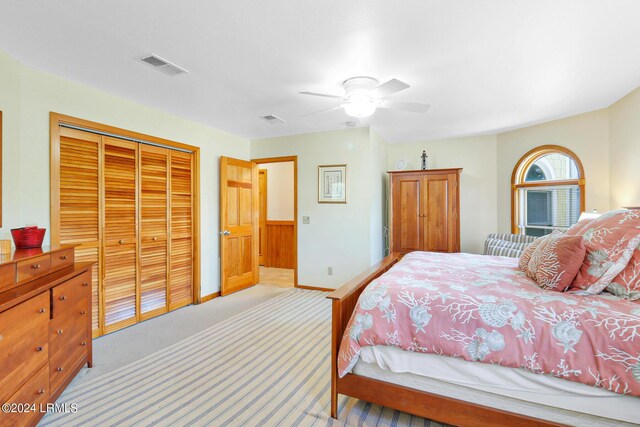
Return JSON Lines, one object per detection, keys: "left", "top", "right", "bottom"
{"left": 357, "top": 345, "right": 640, "bottom": 425}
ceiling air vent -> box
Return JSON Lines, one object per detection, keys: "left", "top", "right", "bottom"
{"left": 260, "top": 115, "right": 286, "bottom": 124}
{"left": 140, "top": 54, "right": 188, "bottom": 76}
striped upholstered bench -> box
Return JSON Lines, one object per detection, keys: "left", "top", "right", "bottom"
{"left": 483, "top": 233, "right": 537, "bottom": 258}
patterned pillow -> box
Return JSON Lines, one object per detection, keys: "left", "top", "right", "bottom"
{"left": 530, "top": 234, "right": 587, "bottom": 292}
{"left": 566, "top": 218, "right": 595, "bottom": 236}
{"left": 570, "top": 209, "right": 640, "bottom": 294}
{"left": 518, "top": 237, "right": 542, "bottom": 274}
{"left": 607, "top": 243, "right": 640, "bottom": 300}
{"left": 526, "top": 231, "right": 562, "bottom": 279}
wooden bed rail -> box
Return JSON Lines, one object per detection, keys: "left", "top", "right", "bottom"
{"left": 326, "top": 253, "right": 402, "bottom": 418}
{"left": 326, "top": 252, "right": 566, "bottom": 427}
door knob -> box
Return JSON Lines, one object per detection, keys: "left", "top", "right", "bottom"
{"left": 220, "top": 230, "right": 231, "bottom": 236}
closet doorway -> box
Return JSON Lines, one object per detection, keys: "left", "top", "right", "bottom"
{"left": 50, "top": 113, "right": 200, "bottom": 338}
{"left": 253, "top": 156, "right": 297, "bottom": 288}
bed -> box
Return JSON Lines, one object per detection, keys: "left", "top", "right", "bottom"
{"left": 327, "top": 251, "right": 640, "bottom": 427}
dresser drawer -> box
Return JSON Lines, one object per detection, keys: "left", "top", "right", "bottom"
{"left": 0, "top": 366, "right": 49, "bottom": 427}
{"left": 49, "top": 328, "right": 88, "bottom": 396}
{"left": 0, "top": 264, "right": 16, "bottom": 293}
{"left": 16, "top": 255, "right": 51, "bottom": 283}
{"left": 0, "top": 364, "right": 49, "bottom": 427}
{"left": 51, "top": 271, "right": 91, "bottom": 318}
{"left": 50, "top": 249, "right": 75, "bottom": 272}
{"left": 0, "top": 292, "right": 49, "bottom": 402}
{"left": 49, "top": 297, "right": 90, "bottom": 355}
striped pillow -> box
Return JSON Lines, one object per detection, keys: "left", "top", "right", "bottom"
{"left": 483, "top": 234, "right": 537, "bottom": 258}
{"left": 484, "top": 238, "right": 529, "bottom": 258}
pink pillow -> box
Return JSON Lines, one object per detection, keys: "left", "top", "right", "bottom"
{"left": 608, "top": 246, "right": 640, "bottom": 300}
{"left": 519, "top": 237, "right": 543, "bottom": 276}
{"left": 526, "top": 231, "right": 561, "bottom": 280}
{"left": 570, "top": 210, "right": 640, "bottom": 294}
{"left": 566, "top": 218, "right": 595, "bottom": 236}
{"left": 530, "top": 234, "right": 587, "bottom": 292}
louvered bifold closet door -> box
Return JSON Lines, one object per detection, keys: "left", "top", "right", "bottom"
{"left": 169, "top": 151, "right": 193, "bottom": 310}
{"left": 139, "top": 145, "right": 169, "bottom": 320}
{"left": 103, "top": 137, "right": 139, "bottom": 333}
{"left": 58, "top": 128, "right": 102, "bottom": 337}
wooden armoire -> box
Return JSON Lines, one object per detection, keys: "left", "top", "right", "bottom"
{"left": 389, "top": 168, "right": 461, "bottom": 254}
{"left": 51, "top": 117, "right": 197, "bottom": 338}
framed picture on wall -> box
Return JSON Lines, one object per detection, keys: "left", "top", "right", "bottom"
{"left": 318, "top": 164, "right": 346, "bottom": 203}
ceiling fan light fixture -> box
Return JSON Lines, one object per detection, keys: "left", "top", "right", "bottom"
{"left": 343, "top": 92, "right": 378, "bottom": 118}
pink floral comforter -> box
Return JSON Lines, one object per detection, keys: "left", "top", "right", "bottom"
{"left": 338, "top": 252, "right": 640, "bottom": 396}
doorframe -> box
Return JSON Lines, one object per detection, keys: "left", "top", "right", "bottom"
{"left": 49, "top": 112, "right": 202, "bottom": 307}
{"left": 251, "top": 156, "right": 299, "bottom": 287}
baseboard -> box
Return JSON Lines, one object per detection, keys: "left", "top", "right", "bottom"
{"left": 295, "top": 284, "right": 335, "bottom": 292}
{"left": 200, "top": 292, "right": 221, "bottom": 303}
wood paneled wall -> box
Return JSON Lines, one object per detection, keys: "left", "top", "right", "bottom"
{"left": 265, "top": 220, "right": 294, "bottom": 269}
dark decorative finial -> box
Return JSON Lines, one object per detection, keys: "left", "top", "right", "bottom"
{"left": 421, "top": 150, "right": 428, "bottom": 170}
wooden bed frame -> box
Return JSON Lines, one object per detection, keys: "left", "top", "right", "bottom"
{"left": 326, "top": 253, "right": 565, "bottom": 427}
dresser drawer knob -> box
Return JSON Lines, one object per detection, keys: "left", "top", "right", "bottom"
{"left": 39, "top": 308, "right": 46, "bottom": 313}
{"left": 36, "top": 346, "right": 43, "bottom": 352}
{"left": 31, "top": 264, "right": 41, "bottom": 269}
{"left": 82, "top": 282, "right": 89, "bottom": 287}
{"left": 81, "top": 341, "right": 87, "bottom": 347}
{"left": 60, "top": 255, "right": 68, "bottom": 260}
{"left": 57, "top": 329, "right": 64, "bottom": 335}
{"left": 59, "top": 296, "right": 67, "bottom": 301}
{"left": 57, "top": 367, "right": 64, "bottom": 372}
{"left": 38, "top": 389, "right": 46, "bottom": 395}
{"left": 119, "top": 239, "right": 125, "bottom": 244}
{"left": 80, "top": 310, "right": 87, "bottom": 315}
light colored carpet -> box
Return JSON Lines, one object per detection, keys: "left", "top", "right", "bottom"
{"left": 41, "top": 288, "right": 443, "bottom": 427}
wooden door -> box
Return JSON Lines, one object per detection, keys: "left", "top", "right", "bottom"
{"left": 220, "top": 157, "right": 259, "bottom": 295}
{"left": 139, "top": 145, "right": 169, "bottom": 320}
{"left": 57, "top": 127, "right": 102, "bottom": 337}
{"left": 169, "top": 151, "right": 194, "bottom": 310}
{"left": 258, "top": 169, "right": 267, "bottom": 266}
{"left": 422, "top": 172, "right": 459, "bottom": 252}
{"left": 391, "top": 173, "right": 423, "bottom": 254}
{"left": 102, "top": 137, "right": 138, "bottom": 333}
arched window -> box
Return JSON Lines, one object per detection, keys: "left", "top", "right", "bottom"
{"left": 512, "top": 145, "right": 585, "bottom": 236}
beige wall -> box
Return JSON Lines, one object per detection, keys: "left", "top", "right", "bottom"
{"left": 260, "top": 162, "right": 294, "bottom": 221}
{"left": 609, "top": 87, "right": 640, "bottom": 209}
{"left": 251, "top": 128, "right": 386, "bottom": 289}
{"left": 387, "top": 135, "right": 498, "bottom": 254}
{"left": 496, "top": 109, "right": 610, "bottom": 233}
{"left": 0, "top": 50, "right": 250, "bottom": 297}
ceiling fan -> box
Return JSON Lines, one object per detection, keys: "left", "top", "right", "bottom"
{"left": 300, "top": 76, "right": 430, "bottom": 118}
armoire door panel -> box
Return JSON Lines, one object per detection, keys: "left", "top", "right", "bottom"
{"left": 392, "top": 176, "right": 422, "bottom": 253}
{"left": 424, "top": 175, "right": 449, "bottom": 252}
{"left": 170, "top": 151, "right": 193, "bottom": 310}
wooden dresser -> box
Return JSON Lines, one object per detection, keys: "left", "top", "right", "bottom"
{"left": 389, "top": 169, "right": 462, "bottom": 254}
{"left": 0, "top": 245, "right": 93, "bottom": 427}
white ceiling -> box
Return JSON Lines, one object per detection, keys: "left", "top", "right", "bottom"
{"left": 1, "top": 1, "right": 640, "bottom": 143}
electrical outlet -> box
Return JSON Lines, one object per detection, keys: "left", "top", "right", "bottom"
{"left": 327, "top": 266, "right": 333, "bottom": 275}
{"left": 302, "top": 216, "right": 310, "bottom": 224}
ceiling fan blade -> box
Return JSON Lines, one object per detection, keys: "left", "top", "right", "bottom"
{"left": 299, "top": 91, "right": 343, "bottom": 99}
{"left": 380, "top": 100, "right": 431, "bottom": 114}
{"left": 369, "top": 79, "right": 410, "bottom": 98}
{"left": 301, "top": 105, "right": 343, "bottom": 117}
